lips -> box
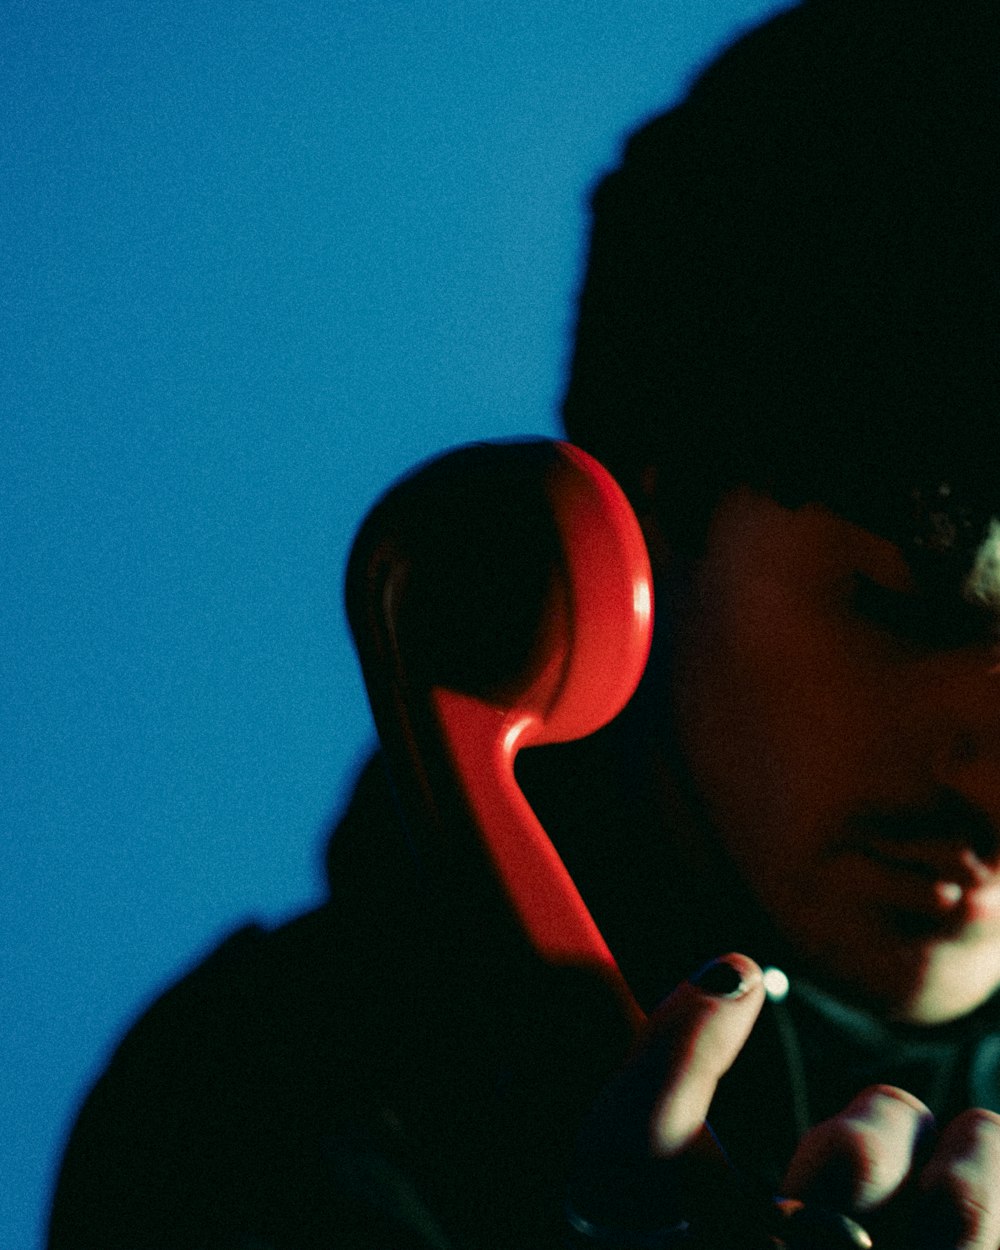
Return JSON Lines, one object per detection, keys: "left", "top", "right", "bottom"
{"left": 828, "top": 793, "right": 1000, "bottom": 932}
{"left": 861, "top": 838, "right": 1000, "bottom": 887}
{"left": 849, "top": 836, "right": 1000, "bottom": 925}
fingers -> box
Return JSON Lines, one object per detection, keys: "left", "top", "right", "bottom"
{"left": 567, "top": 954, "right": 765, "bottom": 1232}
{"left": 578, "top": 952, "right": 765, "bottom": 1164}
{"left": 783, "top": 1089, "right": 1000, "bottom": 1250}
{"left": 644, "top": 952, "right": 766, "bottom": 1157}
{"left": 782, "top": 1084, "right": 934, "bottom": 1212}
{"left": 918, "top": 1107, "right": 1000, "bottom": 1250}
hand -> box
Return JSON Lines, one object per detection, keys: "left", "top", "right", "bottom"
{"left": 565, "top": 953, "right": 1000, "bottom": 1248}
{"left": 785, "top": 1083, "right": 1000, "bottom": 1249}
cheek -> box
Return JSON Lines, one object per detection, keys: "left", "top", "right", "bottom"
{"left": 673, "top": 597, "right": 891, "bottom": 871}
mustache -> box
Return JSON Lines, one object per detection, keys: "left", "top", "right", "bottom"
{"left": 846, "top": 790, "right": 1000, "bottom": 865}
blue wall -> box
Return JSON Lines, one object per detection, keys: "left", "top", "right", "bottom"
{"left": 4, "top": 2, "right": 791, "bottom": 1244}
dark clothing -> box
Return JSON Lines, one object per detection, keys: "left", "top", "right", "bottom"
{"left": 48, "top": 734, "right": 1000, "bottom": 1249}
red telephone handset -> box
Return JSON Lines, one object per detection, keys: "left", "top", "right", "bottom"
{"left": 346, "top": 442, "right": 869, "bottom": 1250}
{"left": 345, "top": 439, "right": 653, "bottom": 1034}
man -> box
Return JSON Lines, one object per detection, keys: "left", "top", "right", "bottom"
{"left": 48, "top": 1, "right": 1000, "bottom": 1245}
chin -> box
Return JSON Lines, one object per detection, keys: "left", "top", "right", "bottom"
{"left": 786, "top": 902, "right": 1000, "bottom": 1025}
{"left": 827, "top": 927, "right": 1000, "bottom": 1026}
{"left": 886, "top": 939, "right": 1000, "bottom": 1025}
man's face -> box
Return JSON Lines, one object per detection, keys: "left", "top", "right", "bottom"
{"left": 669, "top": 488, "right": 1000, "bottom": 1024}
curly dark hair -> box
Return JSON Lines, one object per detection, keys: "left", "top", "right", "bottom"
{"left": 562, "top": 0, "right": 1000, "bottom": 554}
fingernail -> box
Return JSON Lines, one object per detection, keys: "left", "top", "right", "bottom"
{"left": 690, "top": 956, "right": 752, "bottom": 998}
